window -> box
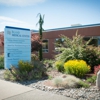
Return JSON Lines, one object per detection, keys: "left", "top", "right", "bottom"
{"left": 83, "top": 37, "right": 98, "bottom": 46}
{"left": 55, "top": 38, "right": 65, "bottom": 52}
{"left": 98, "top": 38, "right": 100, "bottom": 45}
{"left": 42, "top": 40, "right": 48, "bottom": 53}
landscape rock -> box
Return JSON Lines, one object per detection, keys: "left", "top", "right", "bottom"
{"left": 96, "top": 70, "right": 100, "bottom": 89}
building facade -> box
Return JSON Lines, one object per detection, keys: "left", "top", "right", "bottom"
{"left": 32, "top": 23, "right": 100, "bottom": 59}
{"left": 0, "top": 23, "right": 100, "bottom": 59}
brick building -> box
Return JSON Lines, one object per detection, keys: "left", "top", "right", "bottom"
{"left": 0, "top": 23, "right": 100, "bottom": 59}
{"left": 32, "top": 23, "right": 100, "bottom": 59}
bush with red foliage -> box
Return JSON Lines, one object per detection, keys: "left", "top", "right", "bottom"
{"left": 0, "top": 33, "right": 4, "bottom": 46}
{"left": 31, "top": 34, "right": 42, "bottom": 52}
{"left": 83, "top": 46, "right": 100, "bottom": 72}
{"left": 94, "top": 65, "right": 100, "bottom": 75}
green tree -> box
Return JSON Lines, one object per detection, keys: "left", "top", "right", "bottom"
{"left": 36, "top": 13, "right": 44, "bottom": 61}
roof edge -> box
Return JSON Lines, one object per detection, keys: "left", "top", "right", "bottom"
{"left": 33, "top": 23, "right": 100, "bottom": 33}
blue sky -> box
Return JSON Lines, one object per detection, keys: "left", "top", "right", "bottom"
{"left": 0, "top": 0, "right": 100, "bottom": 31}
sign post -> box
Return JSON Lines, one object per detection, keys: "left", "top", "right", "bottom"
{"left": 4, "top": 26, "right": 31, "bottom": 69}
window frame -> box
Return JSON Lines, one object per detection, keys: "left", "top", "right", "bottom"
{"left": 54, "top": 38, "right": 65, "bottom": 53}
{"left": 42, "top": 39, "right": 49, "bottom": 53}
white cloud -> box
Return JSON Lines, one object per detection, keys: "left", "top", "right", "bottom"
{"left": 0, "top": 0, "right": 46, "bottom": 6}
{"left": 0, "top": 16, "right": 25, "bottom": 24}
{"left": 0, "top": 16, "right": 34, "bottom": 31}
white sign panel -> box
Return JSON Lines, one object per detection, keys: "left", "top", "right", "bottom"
{"left": 4, "top": 26, "right": 31, "bottom": 69}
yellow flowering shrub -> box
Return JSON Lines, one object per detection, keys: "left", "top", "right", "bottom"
{"left": 18, "top": 60, "right": 34, "bottom": 73}
{"left": 64, "top": 60, "right": 91, "bottom": 78}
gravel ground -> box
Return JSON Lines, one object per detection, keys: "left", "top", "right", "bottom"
{"left": 0, "top": 69, "right": 100, "bottom": 100}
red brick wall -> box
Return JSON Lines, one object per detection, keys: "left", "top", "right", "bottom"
{"left": 0, "top": 46, "right": 4, "bottom": 55}
{"left": 40, "top": 26, "right": 100, "bottom": 59}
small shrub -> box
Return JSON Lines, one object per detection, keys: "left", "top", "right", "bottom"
{"left": 4, "top": 69, "right": 14, "bottom": 81}
{"left": 64, "top": 60, "right": 91, "bottom": 78}
{"left": 4, "top": 66, "right": 35, "bottom": 81}
{"left": 48, "top": 75, "right": 53, "bottom": 80}
{"left": 62, "top": 75, "right": 80, "bottom": 88}
{"left": 86, "top": 75, "right": 97, "bottom": 84}
{"left": 52, "top": 75, "right": 81, "bottom": 88}
{"left": 78, "top": 81, "right": 90, "bottom": 88}
{"left": 83, "top": 47, "right": 100, "bottom": 72}
{"left": 0, "top": 55, "right": 4, "bottom": 69}
{"left": 43, "top": 59, "right": 54, "bottom": 68}
{"left": 43, "top": 59, "right": 56, "bottom": 72}
{"left": 54, "top": 61, "right": 64, "bottom": 72}
{"left": 18, "top": 60, "right": 34, "bottom": 73}
{"left": 4, "top": 60, "right": 46, "bottom": 81}
{"left": 53, "top": 78, "right": 63, "bottom": 87}
{"left": 32, "top": 60, "right": 47, "bottom": 77}
{"left": 31, "top": 54, "right": 39, "bottom": 61}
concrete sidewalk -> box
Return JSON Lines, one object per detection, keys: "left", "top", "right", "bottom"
{"left": 0, "top": 79, "right": 75, "bottom": 100}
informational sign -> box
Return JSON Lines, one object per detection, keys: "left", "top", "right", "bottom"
{"left": 4, "top": 26, "right": 31, "bottom": 69}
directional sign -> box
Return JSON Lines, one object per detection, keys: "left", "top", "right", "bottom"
{"left": 4, "top": 26, "right": 31, "bottom": 69}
